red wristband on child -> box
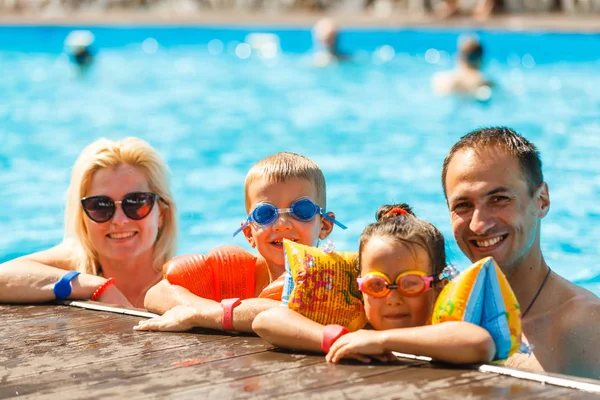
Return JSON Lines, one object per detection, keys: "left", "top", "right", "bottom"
{"left": 321, "top": 324, "right": 348, "bottom": 353}
{"left": 90, "top": 277, "right": 116, "bottom": 301}
{"left": 221, "top": 298, "right": 241, "bottom": 331}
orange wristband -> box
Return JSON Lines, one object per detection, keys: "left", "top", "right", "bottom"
{"left": 90, "top": 277, "right": 116, "bottom": 301}
{"left": 321, "top": 324, "right": 348, "bottom": 353}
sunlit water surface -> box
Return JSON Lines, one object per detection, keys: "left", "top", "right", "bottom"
{"left": 0, "top": 26, "right": 598, "bottom": 295}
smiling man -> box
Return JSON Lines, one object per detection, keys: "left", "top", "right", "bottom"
{"left": 442, "top": 126, "right": 600, "bottom": 379}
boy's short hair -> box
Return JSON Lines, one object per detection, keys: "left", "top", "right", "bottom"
{"left": 244, "top": 152, "right": 326, "bottom": 211}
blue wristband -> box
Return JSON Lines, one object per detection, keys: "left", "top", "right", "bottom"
{"left": 53, "top": 270, "right": 81, "bottom": 300}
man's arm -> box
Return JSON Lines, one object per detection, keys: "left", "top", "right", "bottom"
{"left": 560, "top": 301, "right": 600, "bottom": 379}
{"left": 138, "top": 279, "right": 279, "bottom": 332}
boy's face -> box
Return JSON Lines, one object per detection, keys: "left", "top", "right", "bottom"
{"left": 242, "top": 177, "right": 334, "bottom": 268}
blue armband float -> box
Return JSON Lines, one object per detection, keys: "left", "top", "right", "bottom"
{"left": 430, "top": 257, "right": 522, "bottom": 362}
{"left": 53, "top": 270, "right": 81, "bottom": 300}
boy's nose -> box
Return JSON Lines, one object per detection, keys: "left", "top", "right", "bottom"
{"left": 272, "top": 212, "right": 293, "bottom": 231}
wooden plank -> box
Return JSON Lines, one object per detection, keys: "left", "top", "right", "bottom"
{"left": 162, "top": 353, "right": 426, "bottom": 398}
{"left": 0, "top": 335, "right": 274, "bottom": 398}
{"left": 392, "top": 352, "right": 600, "bottom": 395}
{"left": 477, "top": 364, "right": 600, "bottom": 394}
{"left": 2, "top": 305, "right": 598, "bottom": 400}
{"left": 284, "top": 363, "right": 575, "bottom": 400}
{"left": 0, "top": 306, "right": 234, "bottom": 380}
{"left": 24, "top": 349, "right": 328, "bottom": 399}
{"left": 271, "top": 363, "right": 496, "bottom": 400}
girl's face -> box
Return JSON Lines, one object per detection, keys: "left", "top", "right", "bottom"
{"left": 360, "top": 235, "right": 437, "bottom": 330}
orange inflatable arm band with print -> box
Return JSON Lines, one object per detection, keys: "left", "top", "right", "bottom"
{"left": 163, "top": 245, "right": 283, "bottom": 302}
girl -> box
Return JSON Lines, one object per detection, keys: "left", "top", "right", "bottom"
{"left": 253, "top": 203, "right": 496, "bottom": 364}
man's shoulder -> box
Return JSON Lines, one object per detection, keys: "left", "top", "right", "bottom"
{"left": 549, "top": 278, "right": 600, "bottom": 378}
{"left": 556, "top": 277, "right": 600, "bottom": 320}
{"left": 557, "top": 290, "right": 600, "bottom": 378}
{"left": 561, "top": 294, "right": 600, "bottom": 328}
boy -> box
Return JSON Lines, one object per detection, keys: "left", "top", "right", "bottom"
{"left": 135, "top": 152, "right": 345, "bottom": 333}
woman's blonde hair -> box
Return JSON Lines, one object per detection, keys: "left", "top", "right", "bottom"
{"left": 63, "top": 137, "right": 177, "bottom": 275}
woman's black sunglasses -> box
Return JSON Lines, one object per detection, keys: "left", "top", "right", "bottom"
{"left": 81, "top": 192, "right": 159, "bottom": 223}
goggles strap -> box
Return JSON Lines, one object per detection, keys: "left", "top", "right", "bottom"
{"left": 232, "top": 219, "right": 250, "bottom": 237}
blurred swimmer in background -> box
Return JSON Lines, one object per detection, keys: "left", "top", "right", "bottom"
{"left": 432, "top": 36, "right": 493, "bottom": 101}
{"left": 312, "top": 18, "right": 348, "bottom": 67}
{"left": 64, "top": 30, "right": 95, "bottom": 73}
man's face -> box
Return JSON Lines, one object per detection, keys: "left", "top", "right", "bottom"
{"left": 444, "top": 147, "right": 549, "bottom": 272}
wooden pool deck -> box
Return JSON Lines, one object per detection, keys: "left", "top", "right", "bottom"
{"left": 1, "top": 303, "right": 599, "bottom": 399}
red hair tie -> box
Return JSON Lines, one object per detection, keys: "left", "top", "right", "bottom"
{"left": 387, "top": 207, "right": 408, "bottom": 217}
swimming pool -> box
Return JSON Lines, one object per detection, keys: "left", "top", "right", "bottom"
{"left": 0, "top": 25, "right": 598, "bottom": 296}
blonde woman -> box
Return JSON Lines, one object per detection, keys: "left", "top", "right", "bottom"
{"left": 0, "top": 137, "right": 177, "bottom": 308}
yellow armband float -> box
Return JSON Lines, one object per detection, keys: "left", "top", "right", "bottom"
{"left": 281, "top": 239, "right": 367, "bottom": 332}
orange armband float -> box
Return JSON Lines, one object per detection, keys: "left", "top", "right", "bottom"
{"left": 257, "top": 274, "right": 285, "bottom": 300}
{"left": 163, "top": 245, "right": 284, "bottom": 302}
{"left": 163, "top": 245, "right": 257, "bottom": 302}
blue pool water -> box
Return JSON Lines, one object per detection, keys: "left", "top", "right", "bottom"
{"left": 0, "top": 26, "right": 598, "bottom": 296}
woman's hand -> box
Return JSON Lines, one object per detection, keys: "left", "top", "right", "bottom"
{"left": 134, "top": 305, "right": 200, "bottom": 332}
{"left": 326, "top": 330, "right": 395, "bottom": 364}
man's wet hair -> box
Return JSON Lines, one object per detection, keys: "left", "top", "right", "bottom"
{"left": 442, "top": 127, "right": 544, "bottom": 197}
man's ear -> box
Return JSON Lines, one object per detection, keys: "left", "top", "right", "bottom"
{"left": 536, "top": 182, "right": 550, "bottom": 218}
{"left": 242, "top": 223, "right": 256, "bottom": 248}
{"left": 319, "top": 212, "right": 336, "bottom": 240}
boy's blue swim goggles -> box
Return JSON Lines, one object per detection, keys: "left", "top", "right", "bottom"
{"left": 233, "top": 198, "right": 347, "bottom": 237}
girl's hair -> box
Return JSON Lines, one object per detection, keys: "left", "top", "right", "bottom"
{"left": 63, "top": 137, "right": 177, "bottom": 275}
{"left": 358, "top": 203, "right": 446, "bottom": 277}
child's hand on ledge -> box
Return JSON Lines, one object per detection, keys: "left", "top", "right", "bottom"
{"left": 326, "top": 330, "right": 395, "bottom": 364}
{"left": 134, "top": 305, "right": 201, "bottom": 332}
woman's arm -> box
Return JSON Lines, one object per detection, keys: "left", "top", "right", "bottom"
{"left": 0, "top": 245, "right": 110, "bottom": 303}
{"left": 137, "top": 279, "right": 279, "bottom": 332}
{"left": 253, "top": 306, "right": 325, "bottom": 352}
{"left": 327, "top": 321, "right": 495, "bottom": 364}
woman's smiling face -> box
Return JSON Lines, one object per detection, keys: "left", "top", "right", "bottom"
{"left": 84, "top": 164, "right": 163, "bottom": 265}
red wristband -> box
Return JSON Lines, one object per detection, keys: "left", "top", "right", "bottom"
{"left": 221, "top": 298, "right": 241, "bottom": 331}
{"left": 90, "top": 277, "right": 116, "bottom": 301}
{"left": 321, "top": 324, "right": 348, "bottom": 353}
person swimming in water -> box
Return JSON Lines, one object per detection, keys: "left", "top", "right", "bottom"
{"left": 432, "top": 36, "right": 493, "bottom": 101}
{"left": 312, "top": 18, "right": 348, "bottom": 67}
{"left": 64, "top": 30, "right": 95, "bottom": 73}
